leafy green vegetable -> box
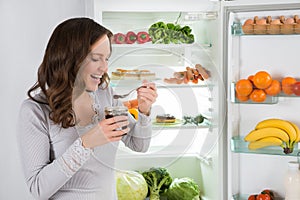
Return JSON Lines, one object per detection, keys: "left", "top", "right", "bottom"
{"left": 148, "top": 21, "right": 194, "bottom": 44}
{"left": 116, "top": 170, "right": 148, "bottom": 200}
{"left": 165, "top": 177, "right": 201, "bottom": 200}
{"left": 183, "top": 114, "right": 207, "bottom": 126}
{"left": 141, "top": 167, "right": 172, "bottom": 200}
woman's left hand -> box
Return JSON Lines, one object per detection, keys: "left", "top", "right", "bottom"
{"left": 137, "top": 80, "right": 157, "bottom": 116}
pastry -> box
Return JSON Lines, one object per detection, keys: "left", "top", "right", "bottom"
{"left": 111, "top": 69, "right": 155, "bottom": 80}
{"left": 156, "top": 114, "right": 176, "bottom": 123}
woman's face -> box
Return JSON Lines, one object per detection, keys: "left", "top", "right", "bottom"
{"left": 80, "top": 35, "right": 111, "bottom": 92}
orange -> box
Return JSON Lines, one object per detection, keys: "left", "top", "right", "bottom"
{"left": 248, "top": 75, "right": 254, "bottom": 83}
{"left": 235, "top": 79, "right": 253, "bottom": 96}
{"left": 236, "top": 93, "right": 249, "bottom": 102}
{"left": 282, "top": 77, "right": 297, "bottom": 95}
{"left": 249, "top": 89, "right": 267, "bottom": 102}
{"left": 252, "top": 71, "right": 272, "bottom": 89}
{"left": 264, "top": 79, "right": 281, "bottom": 96}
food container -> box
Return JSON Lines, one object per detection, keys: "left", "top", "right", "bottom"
{"left": 105, "top": 106, "right": 128, "bottom": 130}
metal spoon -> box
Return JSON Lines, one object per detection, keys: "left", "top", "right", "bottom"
{"left": 113, "top": 86, "right": 146, "bottom": 99}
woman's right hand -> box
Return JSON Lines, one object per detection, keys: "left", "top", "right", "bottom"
{"left": 80, "top": 115, "right": 130, "bottom": 149}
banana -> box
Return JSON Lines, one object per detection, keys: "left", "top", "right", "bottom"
{"left": 288, "top": 121, "right": 300, "bottom": 143}
{"left": 248, "top": 136, "right": 283, "bottom": 150}
{"left": 255, "top": 118, "right": 297, "bottom": 145}
{"left": 244, "top": 127, "right": 289, "bottom": 142}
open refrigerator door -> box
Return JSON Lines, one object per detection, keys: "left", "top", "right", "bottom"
{"left": 92, "top": 0, "right": 226, "bottom": 199}
{"left": 223, "top": 1, "right": 300, "bottom": 199}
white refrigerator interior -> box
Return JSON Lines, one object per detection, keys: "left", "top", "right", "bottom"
{"left": 93, "top": 0, "right": 224, "bottom": 200}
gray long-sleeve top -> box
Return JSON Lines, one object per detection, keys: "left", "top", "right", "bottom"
{"left": 17, "top": 86, "right": 152, "bottom": 200}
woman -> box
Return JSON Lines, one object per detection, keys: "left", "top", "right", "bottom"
{"left": 17, "top": 17, "right": 157, "bottom": 200}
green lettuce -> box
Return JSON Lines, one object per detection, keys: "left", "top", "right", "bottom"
{"left": 116, "top": 170, "right": 148, "bottom": 200}
{"left": 165, "top": 177, "right": 201, "bottom": 200}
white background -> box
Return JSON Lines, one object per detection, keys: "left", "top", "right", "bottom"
{"left": 0, "top": 0, "right": 91, "bottom": 199}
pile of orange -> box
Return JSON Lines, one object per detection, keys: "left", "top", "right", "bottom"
{"left": 235, "top": 71, "right": 282, "bottom": 102}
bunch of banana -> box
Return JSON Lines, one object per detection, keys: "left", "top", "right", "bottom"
{"left": 244, "top": 118, "right": 300, "bottom": 154}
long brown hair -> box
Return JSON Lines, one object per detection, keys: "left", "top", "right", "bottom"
{"left": 28, "top": 18, "right": 113, "bottom": 128}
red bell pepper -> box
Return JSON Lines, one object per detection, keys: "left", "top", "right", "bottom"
{"left": 137, "top": 31, "right": 150, "bottom": 44}
{"left": 125, "top": 31, "right": 137, "bottom": 44}
{"left": 114, "top": 33, "right": 126, "bottom": 44}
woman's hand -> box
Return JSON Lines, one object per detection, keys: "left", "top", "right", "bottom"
{"left": 81, "top": 115, "right": 130, "bottom": 148}
{"left": 137, "top": 80, "right": 157, "bottom": 116}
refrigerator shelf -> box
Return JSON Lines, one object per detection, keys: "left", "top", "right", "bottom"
{"left": 112, "top": 43, "right": 212, "bottom": 49}
{"left": 231, "top": 22, "right": 300, "bottom": 36}
{"left": 152, "top": 119, "right": 212, "bottom": 129}
{"left": 231, "top": 136, "right": 299, "bottom": 157}
{"left": 232, "top": 193, "right": 284, "bottom": 200}
{"left": 230, "top": 82, "right": 279, "bottom": 104}
{"left": 231, "top": 82, "right": 300, "bottom": 104}
{"left": 111, "top": 79, "right": 213, "bottom": 89}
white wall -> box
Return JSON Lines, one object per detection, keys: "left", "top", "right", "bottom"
{"left": 0, "top": 0, "right": 91, "bottom": 199}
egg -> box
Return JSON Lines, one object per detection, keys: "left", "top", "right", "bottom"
{"left": 267, "top": 18, "right": 281, "bottom": 34}
{"left": 254, "top": 18, "right": 267, "bottom": 34}
{"left": 255, "top": 18, "right": 267, "bottom": 25}
{"left": 284, "top": 18, "right": 295, "bottom": 24}
{"left": 270, "top": 19, "right": 281, "bottom": 25}
{"left": 244, "top": 19, "right": 254, "bottom": 25}
{"left": 281, "top": 17, "right": 294, "bottom": 34}
{"left": 242, "top": 18, "right": 254, "bottom": 34}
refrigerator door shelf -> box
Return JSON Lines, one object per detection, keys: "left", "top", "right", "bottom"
{"left": 232, "top": 193, "right": 284, "bottom": 200}
{"left": 231, "top": 136, "right": 300, "bottom": 157}
{"left": 232, "top": 23, "right": 300, "bottom": 36}
{"left": 230, "top": 82, "right": 279, "bottom": 104}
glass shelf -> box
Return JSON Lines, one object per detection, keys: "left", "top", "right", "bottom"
{"left": 152, "top": 118, "right": 212, "bottom": 130}
{"left": 231, "top": 22, "right": 300, "bottom": 36}
{"left": 110, "top": 79, "right": 213, "bottom": 89}
{"left": 232, "top": 194, "right": 284, "bottom": 200}
{"left": 230, "top": 82, "right": 279, "bottom": 104}
{"left": 112, "top": 43, "right": 212, "bottom": 48}
{"left": 230, "top": 82, "right": 300, "bottom": 104}
{"left": 231, "top": 136, "right": 300, "bottom": 157}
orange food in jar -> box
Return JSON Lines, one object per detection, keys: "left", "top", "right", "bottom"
{"left": 235, "top": 79, "right": 253, "bottom": 96}
{"left": 282, "top": 77, "right": 297, "bottom": 95}
{"left": 252, "top": 71, "right": 272, "bottom": 89}
{"left": 264, "top": 79, "right": 281, "bottom": 96}
{"left": 129, "top": 99, "right": 138, "bottom": 108}
{"left": 123, "top": 101, "right": 131, "bottom": 109}
{"left": 249, "top": 89, "right": 267, "bottom": 102}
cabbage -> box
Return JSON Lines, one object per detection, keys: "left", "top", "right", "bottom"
{"left": 165, "top": 177, "right": 200, "bottom": 200}
{"left": 116, "top": 170, "right": 148, "bottom": 200}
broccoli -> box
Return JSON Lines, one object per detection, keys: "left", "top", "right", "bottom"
{"left": 142, "top": 167, "right": 172, "bottom": 200}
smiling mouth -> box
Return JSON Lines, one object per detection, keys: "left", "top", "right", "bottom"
{"left": 91, "top": 74, "right": 102, "bottom": 80}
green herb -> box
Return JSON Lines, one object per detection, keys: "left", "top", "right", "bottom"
{"left": 183, "top": 114, "right": 207, "bottom": 126}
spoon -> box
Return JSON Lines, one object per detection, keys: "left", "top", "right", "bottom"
{"left": 113, "top": 86, "right": 146, "bottom": 99}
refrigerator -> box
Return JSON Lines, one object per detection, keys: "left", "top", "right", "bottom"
{"left": 92, "top": 0, "right": 300, "bottom": 199}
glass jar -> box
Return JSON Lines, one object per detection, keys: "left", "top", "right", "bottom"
{"left": 104, "top": 106, "right": 128, "bottom": 131}
{"left": 284, "top": 161, "right": 300, "bottom": 200}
